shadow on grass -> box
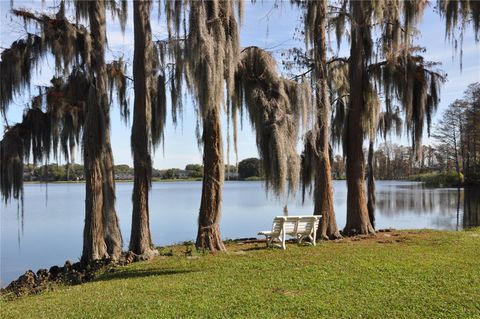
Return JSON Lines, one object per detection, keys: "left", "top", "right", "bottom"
{"left": 242, "top": 246, "right": 269, "bottom": 252}
{"left": 95, "top": 269, "right": 198, "bottom": 282}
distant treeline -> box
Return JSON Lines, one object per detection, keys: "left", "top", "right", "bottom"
{"left": 24, "top": 152, "right": 452, "bottom": 184}
{"left": 23, "top": 158, "right": 264, "bottom": 182}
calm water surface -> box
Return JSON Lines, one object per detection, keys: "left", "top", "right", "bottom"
{"left": 1, "top": 180, "right": 479, "bottom": 286}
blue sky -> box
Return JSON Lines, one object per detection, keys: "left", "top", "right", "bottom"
{"left": 1, "top": 1, "right": 479, "bottom": 169}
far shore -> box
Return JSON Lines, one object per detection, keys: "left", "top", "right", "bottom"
{"left": 23, "top": 177, "right": 265, "bottom": 184}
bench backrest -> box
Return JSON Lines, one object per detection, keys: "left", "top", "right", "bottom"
{"left": 283, "top": 217, "right": 300, "bottom": 235}
{"left": 270, "top": 217, "right": 286, "bottom": 236}
{"left": 275, "top": 216, "right": 320, "bottom": 236}
{"left": 296, "top": 217, "right": 319, "bottom": 235}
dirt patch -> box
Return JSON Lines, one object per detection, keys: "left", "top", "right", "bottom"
{"left": 270, "top": 287, "right": 300, "bottom": 297}
{"left": 395, "top": 237, "right": 412, "bottom": 243}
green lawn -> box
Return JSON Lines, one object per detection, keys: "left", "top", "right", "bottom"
{"left": 2, "top": 229, "right": 479, "bottom": 318}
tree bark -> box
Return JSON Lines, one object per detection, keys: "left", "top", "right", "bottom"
{"left": 129, "top": 0, "right": 157, "bottom": 260}
{"left": 310, "top": 0, "right": 341, "bottom": 240}
{"left": 102, "top": 144, "right": 123, "bottom": 259}
{"left": 367, "top": 140, "right": 376, "bottom": 229}
{"left": 82, "top": 0, "right": 123, "bottom": 262}
{"left": 344, "top": 1, "right": 375, "bottom": 236}
{"left": 196, "top": 106, "right": 225, "bottom": 252}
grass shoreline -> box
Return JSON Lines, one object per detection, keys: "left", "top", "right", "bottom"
{"left": 2, "top": 228, "right": 479, "bottom": 318}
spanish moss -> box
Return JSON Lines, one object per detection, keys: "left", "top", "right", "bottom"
{"left": 234, "top": 47, "right": 310, "bottom": 197}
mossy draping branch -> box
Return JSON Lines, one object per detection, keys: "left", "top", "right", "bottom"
{"left": 300, "top": 128, "right": 317, "bottom": 203}
{"left": 328, "top": 60, "right": 349, "bottom": 150}
{"left": 108, "top": 0, "right": 128, "bottom": 33}
{"left": 107, "top": 54, "right": 167, "bottom": 148}
{"left": 363, "top": 82, "right": 381, "bottom": 141}
{"left": 0, "top": 70, "right": 90, "bottom": 203}
{"left": 377, "top": 107, "right": 403, "bottom": 140}
{"left": 164, "top": 0, "right": 184, "bottom": 39}
{"left": 12, "top": 8, "right": 92, "bottom": 71}
{"left": 1, "top": 109, "right": 50, "bottom": 204}
{"left": 107, "top": 59, "right": 129, "bottom": 122}
{"left": 377, "top": 0, "right": 426, "bottom": 55}
{"left": 1, "top": 125, "right": 27, "bottom": 204}
{"left": 1, "top": 8, "right": 92, "bottom": 114}
{"left": 436, "top": 0, "right": 480, "bottom": 69}
{"left": 234, "top": 47, "right": 310, "bottom": 196}
{"left": 437, "top": 0, "right": 480, "bottom": 42}
{"left": 184, "top": 0, "right": 240, "bottom": 120}
{"left": 46, "top": 70, "right": 89, "bottom": 162}
{"left": 0, "top": 34, "right": 43, "bottom": 116}
{"left": 327, "top": 1, "right": 348, "bottom": 51}
{"left": 151, "top": 74, "right": 167, "bottom": 148}
{"left": 74, "top": 0, "right": 128, "bottom": 33}
{"left": 369, "top": 52, "right": 446, "bottom": 155}
{"left": 327, "top": 1, "right": 428, "bottom": 62}
{"left": 330, "top": 97, "right": 346, "bottom": 150}
{"left": 153, "top": 36, "right": 186, "bottom": 127}
{"left": 165, "top": 0, "right": 241, "bottom": 148}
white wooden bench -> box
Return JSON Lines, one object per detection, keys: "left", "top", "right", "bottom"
{"left": 257, "top": 215, "right": 321, "bottom": 250}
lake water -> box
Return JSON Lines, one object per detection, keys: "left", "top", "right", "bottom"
{"left": 1, "top": 180, "right": 479, "bottom": 286}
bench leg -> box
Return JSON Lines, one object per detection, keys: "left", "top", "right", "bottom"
{"left": 297, "top": 235, "right": 303, "bottom": 244}
{"left": 267, "top": 236, "right": 273, "bottom": 248}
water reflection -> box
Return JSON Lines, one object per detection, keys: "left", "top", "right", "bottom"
{"left": 463, "top": 188, "right": 480, "bottom": 229}
{"left": 375, "top": 183, "right": 480, "bottom": 230}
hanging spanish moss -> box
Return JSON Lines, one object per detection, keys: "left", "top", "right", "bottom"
{"left": 107, "top": 59, "right": 129, "bottom": 122}
{"left": 74, "top": 0, "right": 128, "bottom": 33}
{"left": 151, "top": 73, "right": 167, "bottom": 148}
{"left": 47, "top": 70, "right": 89, "bottom": 162}
{"left": 1, "top": 7, "right": 92, "bottom": 114}
{"left": 363, "top": 82, "right": 381, "bottom": 141}
{"left": 369, "top": 52, "right": 445, "bottom": 157}
{"left": 376, "top": 0, "right": 426, "bottom": 56}
{"left": 234, "top": 46, "right": 310, "bottom": 197}
{"left": 0, "top": 34, "right": 43, "bottom": 116}
{"left": 300, "top": 128, "right": 317, "bottom": 202}
{"left": 1, "top": 121, "right": 38, "bottom": 204}
{"left": 154, "top": 36, "right": 185, "bottom": 128}
{"left": 377, "top": 107, "right": 403, "bottom": 140}
{"left": 437, "top": 0, "right": 480, "bottom": 68}
{"left": 328, "top": 60, "right": 349, "bottom": 150}
{"left": 0, "top": 69, "right": 90, "bottom": 204}
{"left": 438, "top": 0, "right": 480, "bottom": 39}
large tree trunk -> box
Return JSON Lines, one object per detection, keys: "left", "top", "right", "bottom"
{"left": 367, "top": 140, "right": 376, "bottom": 229}
{"left": 344, "top": 1, "right": 375, "bottom": 236}
{"left": 83, "top": 119, "right": 107, "bottom": 261}
{"left": 82, "top": 0, "right": 123, "bottom": 262}
{"left": 129, "top": 0, "right": 157, "bottom": 260}
{"left": 196, "top": 106, "right": 225, "bottom": 252}
{"left": 102, "top": 144, "right": 122, "bottom": 259}
{"left": 310, "top": 0, "right": 340, "bottom": 240}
